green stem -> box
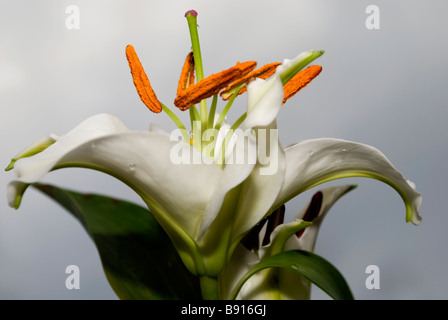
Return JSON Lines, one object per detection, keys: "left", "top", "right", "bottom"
{"left": 200, "top": 276, "right": 220, "bottom": 300}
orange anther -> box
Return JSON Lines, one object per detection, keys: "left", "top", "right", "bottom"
{"left": 177, "top": 51, "right": 195, "bottom": 96}
{"left": 125, "top": 45, "right": 162, "bottom": 113}
{"left": 282, "top": 65, "right": 322, "bottom": 104}
{"left": 174, "top": 61, "right": 256, "bottom": 111}
{"left": 221, "top": 62, "right": 281, "bottom": 100}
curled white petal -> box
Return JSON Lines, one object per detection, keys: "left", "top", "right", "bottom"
{"left": 12, "top": 113, "right": 129, "bottom": 183}
{"left": 273, "top": 138, "right": 422, "bottom": 225}
{"left": 243, "top": 76, "right": 284, "bottom": 130}
{"left": 276, "top": 51, "right": 314, "bottom": 77}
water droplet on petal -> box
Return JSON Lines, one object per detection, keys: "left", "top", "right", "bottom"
{"left": 341, "top": 148, "right": 347, "bottom": 152}
{"left": 128, "top": 163, "right": 136, "bottom": 172}
{"left": 307, "top": 150, "right": 314, "bottom": 156}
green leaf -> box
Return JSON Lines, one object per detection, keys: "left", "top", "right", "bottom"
{"left": 32, "top": 183, "right": 201, "bottom": 300}
{"left": 230, "top": 249, "right": 353, "bottom": 300}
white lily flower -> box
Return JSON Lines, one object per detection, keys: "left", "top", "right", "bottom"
{"left": 5, "top": 50, "right": 421, "bottom": 275}
{"left": 5, "top": 11, "right": 422, "bottom": 299}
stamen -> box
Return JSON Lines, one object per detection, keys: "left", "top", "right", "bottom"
{"left": 237, "top": 60, "right": 258, "bottom": 76}
{"left": 296, "top": 191, "right": 323, "bottom": 238}
{"left": 174, "top": 61, "right": 256, "bottom": 111}
{"left": 282, "top": 65, "right": 322, "bottom": 104}
{"left": 220, "top": 62, "right": 281, "bottom": 100}
{"left": 177, "top": 51, "right": 195, "bottom": 96}
{"left": 125, "top": 45, "right": 162, "bottom": 113}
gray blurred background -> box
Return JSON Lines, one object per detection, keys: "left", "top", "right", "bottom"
{"left": 1, "top": 0, "right": 447, "bottom": 299}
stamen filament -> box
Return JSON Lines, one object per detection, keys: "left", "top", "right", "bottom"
{"left": 189, "top": 105, "right": 200, "bottom": 129}
{"left": 192, "top": 119, "right": 202, "bottom": 151}
{"left": 208, "top": 94, "right": 218, "bottom": 129}
{"left": 161, "top": 103, "right": 190, "bottom": 143}
{"left": 200, "top": 99, "right": 208, "bottom": 133}
{"left": 216, "top": 112, "right": 247, "bottom": 167}
{"left": 229, "top": 112, "right": 247, "bottom": 132}
{"left": 214, "top": 84, "right": 245, "bottom": 132}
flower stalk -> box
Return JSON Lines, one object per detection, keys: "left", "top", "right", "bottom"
{"left": 200, "top": 276, "right": 220, "bottom": 300}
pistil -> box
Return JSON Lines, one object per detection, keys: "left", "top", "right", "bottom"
{"left": 185, "top": 10, "right": 208, "bottom": 131}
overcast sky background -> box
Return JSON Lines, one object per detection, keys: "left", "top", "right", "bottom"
{"left": 1, "top": 1, "right": 447, "bottom": 300}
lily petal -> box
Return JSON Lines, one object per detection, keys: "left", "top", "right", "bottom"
{"left": 221, "top": 69, "right": 287, "bottom": 246}
{"left": 7, "top": 114, "right": 128, "bottom": 209}
{"left": 277, "top": 50, "right": 325, "bottom": 85}
{"left": 243, "top": 76, "right": 284, "bottom": 130}
{"left": 230, "top": 120, "right": 286, "bottom": 247}
{"left": 199, "top": 128, "right": 257, "bottom": 239}
{"left": 272, "top": 138, "right": 422, "bottom": 225}
{"left": 8, "top": 113, "right": 255, "bottom": 243}
{"left": 10, "top": 113, "right": 129, "bottom": 185}
{"left": 5, "top": 136, "right": 58, "bottom": 171}
{"left": 220, "top": 244, "right": 260, "bottom": 300}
